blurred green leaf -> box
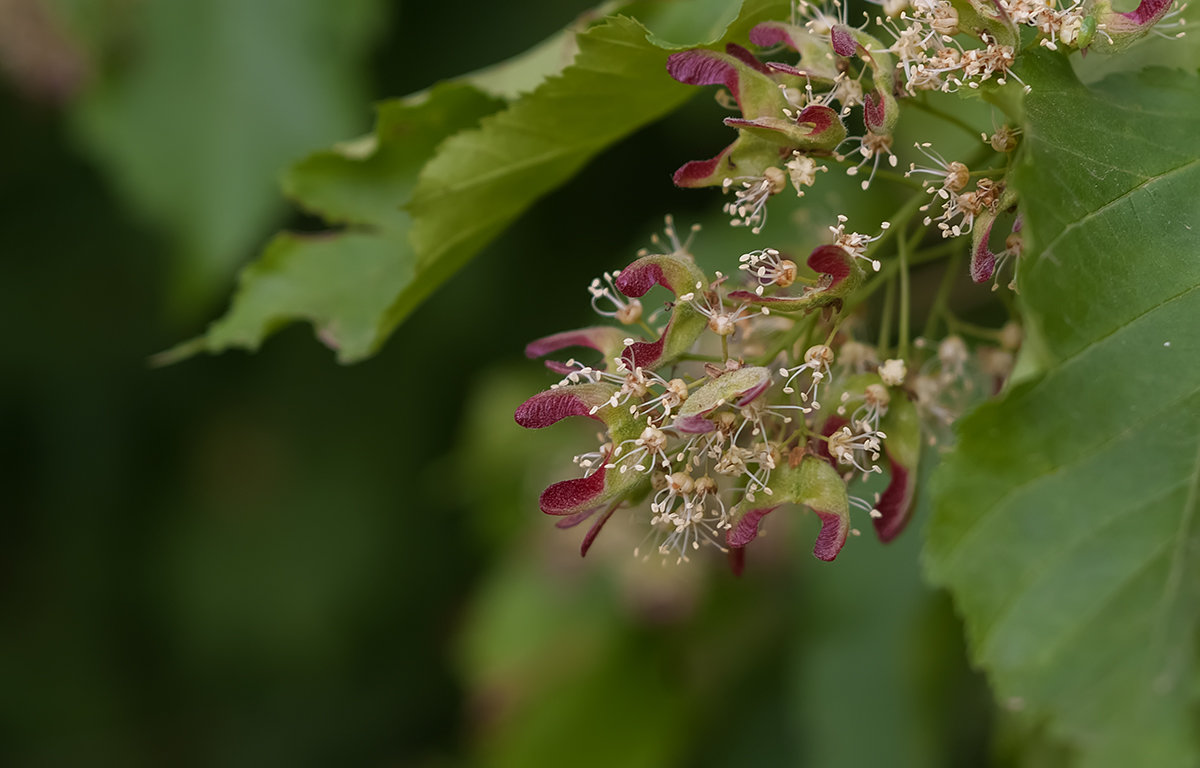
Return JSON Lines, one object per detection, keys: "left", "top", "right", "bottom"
{"left": 69, "top": 0, "right": 385, "bottom": 313}
{"left": 926, "top": 54, "right": 1200, "bottom": 767}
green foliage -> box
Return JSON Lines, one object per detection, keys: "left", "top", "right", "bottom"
{"left": 181, "top": 0, "right": 788, "bottom": 363}
{"left": 157, "top": 84, "right": 506, "bottom": 364}
{"left": 926, "top": 53, "right": 1200, "bottom": 767}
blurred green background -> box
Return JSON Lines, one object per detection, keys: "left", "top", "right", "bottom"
{"left": 0, "top": 0, "right": 1001, "bottom": 765}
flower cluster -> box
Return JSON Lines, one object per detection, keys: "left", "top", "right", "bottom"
{"left": 515, "top": 0, "right": 1174, "bottom": 568}
{"left": 517, "top": 219, "right": 923, "bottom": 568}
{"left": 664, "top": 0, "right": 1184, "bottom": 285}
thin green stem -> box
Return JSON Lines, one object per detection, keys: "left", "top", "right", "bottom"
{"left": 909, "top": 96, "right": 983, "bottom": 140}
{"left": 755, "top": 311, "right": 817, "bottom": 366}
{"left": 945, "top": 315, "right": 1005, "bottom": 343}
{"left": 922, "top": 251, "right": 962, "bottom": 341}
{"left": 877, "top": 276, "right": 896, "bottom": 357}
{"left": 898, "top": 225, "right": 911, "bottom": 361}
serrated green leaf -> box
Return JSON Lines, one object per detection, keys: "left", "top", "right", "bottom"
{"left": 179, "top": 0, "right": 787, "bottom": 364}
{"left": 388, "top": 0, "right": 789, "bottom": 331}
{"left": 925, "top": 53, "right": 1200, "bottom": 767}
{"left": 162, "top": 83, "right": 505, "bottom": 364}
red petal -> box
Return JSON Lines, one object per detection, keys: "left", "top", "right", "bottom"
{"left": 812, "top": 508, "right": 849, "bottom": 561}
{"left": 873, "top": 460, "right": 914, "bottom": 543}
{"left": 724, "top": 43, "right": 771, "bottom": 74}
{"left": 514, "top": 390, "right": 597, "bottom": 429}
{"left": 539, "top": 466, "right": 608, "bottom": 515}
{"left": 807, "top": 244, "right": 854, "bottom": 287}
{"left": 580, "top": 504, "right": 618, "bottom": 556}
{"left": 831, "top": 25, "right": 857, "bottom": 56}
{"left": 727, "top": 505, "right": 780, "bottom": 547}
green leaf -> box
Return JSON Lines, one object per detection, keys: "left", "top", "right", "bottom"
{"left": 69, "top": 0, "right": 385, "bottom": 312}
{"left": 925, "top": 53, "right": 1200, "bottom": 767}
{"left": 388, "top": 0, "right": 789, "bottom": 333}
{"left": 158, "top": 83, "right": 505, "bottom": 364}
{"left": 178, "top": 0, "right": 787, "bottom": 363}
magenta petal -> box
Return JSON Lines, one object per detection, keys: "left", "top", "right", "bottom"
{"left": 831, "top": 25, "right": 857, "bottom": 56}
{"left": 766, "top": 61, "right": 806, "bottom": 77}
{"left": 580, "top": 504, "right": 618, "bottom": 556}
{"left": 864, "top": 91, "right": 887, "bottom": 133}
{"left": 525, "top": 327, "right": 627, "bottom": 365}
{"left": 1121, "top": 0, "right": 1172, "bottom": 24}
{"left": 673, "top": 144, "right": 734, "bottom": 188}
{"left": 667, "top": 49, "right": 740, "bottom": 91}
{"left": 674, "top": 414, "right": 717, "bottom": 434}
{"left": 555, "top": 507, "right": 598, "bottom": 529}
{"left": 622, "top": 328, "right": 668, "bottom": 370}
{"left": 725, "top": 42, "right": 771, "bottom": 74}
{"left": 727, "top": 505, "right": 780, "bottom": 547}
{"left": 808, "top": 244, "right": 854, "bottom": 286}
{"left": 540, "top": 467, "right": 608, "bottom": 515}
{"left": 970, "top": 218, "right": 997, "bottom": 283}
{"left": 749, "top": 22, "right": 789, "bottom": 47}
{"left": 727, "top": 546, "right": 746, "bottom": 576}
{"left": 735, "top": 376, "right": 772, "bottom": 406}
{"left": 873, "top": 461, "right": 913, "bottom": 543}
{"left": 796, "top": 104, "right": 838, "bottom": 134}
{"left": 812, "top": 508, "right": 849, "bottom": 561}
{"left": 614, "top": 262, "right": 667, "bottom": 298}
{"left": 515, "top": 390, "right": 597, "bottom": 429}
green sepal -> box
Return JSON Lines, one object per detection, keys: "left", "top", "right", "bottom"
{"left": 726, "top": 455, "right": 851, "bottom": 561}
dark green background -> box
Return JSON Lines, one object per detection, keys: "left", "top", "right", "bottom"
{"left": 0, "top": 1, "right": 997, "bottom": 764}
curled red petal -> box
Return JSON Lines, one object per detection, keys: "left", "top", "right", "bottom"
{"left": 864, "top": 91, "right": 887, "bottom": 133}
{"left": 831, "top": 25, "right": 857, "bottom": 56}
{"left": 674, "top": 414, "right": 717, "bottom": 434}
{"left": 749, "top": 22, "right": 790, "bottom": 47}
{"left": 808, "top": 244, "right": 854, "bottom": 287}
{"left": 812, "top": 508, "right": 849, "bottom": 561}
{"left": 796, "top": 104, "right": 838, "bottom": 134}
{"left": 766, "top": 61, "right": 806, "bottom": 77}
{"left": 673, "top": 144, "right": 734, "bottom": 188}
{"left": 539, "top": 466, "right": 608, "bottom": 515}
{"left": 555, "top": 507, "right": 598, "bottom": 529}
{"left": 970, "top": 217, "right": 997, "bottom": 283}
{"left": 667, "top": 48, "right": 740, "bottom": 91}
{"left": 622, "top": 329, "right": 668, "bottom": 370}
{"left": 525, "top": 327, "right": 626, "bottom": 363}
{"left": 614, "top": 262, "right": 667, "bottom": 298}
{"left": 514, "top": 390, "right": 597, "bottom": 429}
{"left": 727, "top": 505, "right": 780, "bottom": 548}
{"left": 727, "top": 546, "right": 746, "bottom": 576}
{"left": 725, "top": 42, "right": 771, "bottom": 74}
{"left": 873, "top": 460, "right": 914, "bottom": 543}
{"left": 1121, "top": 0, "right": 1172, "bottom": 25}
{"left": 736, "top": 376, "right": 772, "bottom": 406}
{"left": 580, "top": 504, "right": 618, "bottom": 556}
